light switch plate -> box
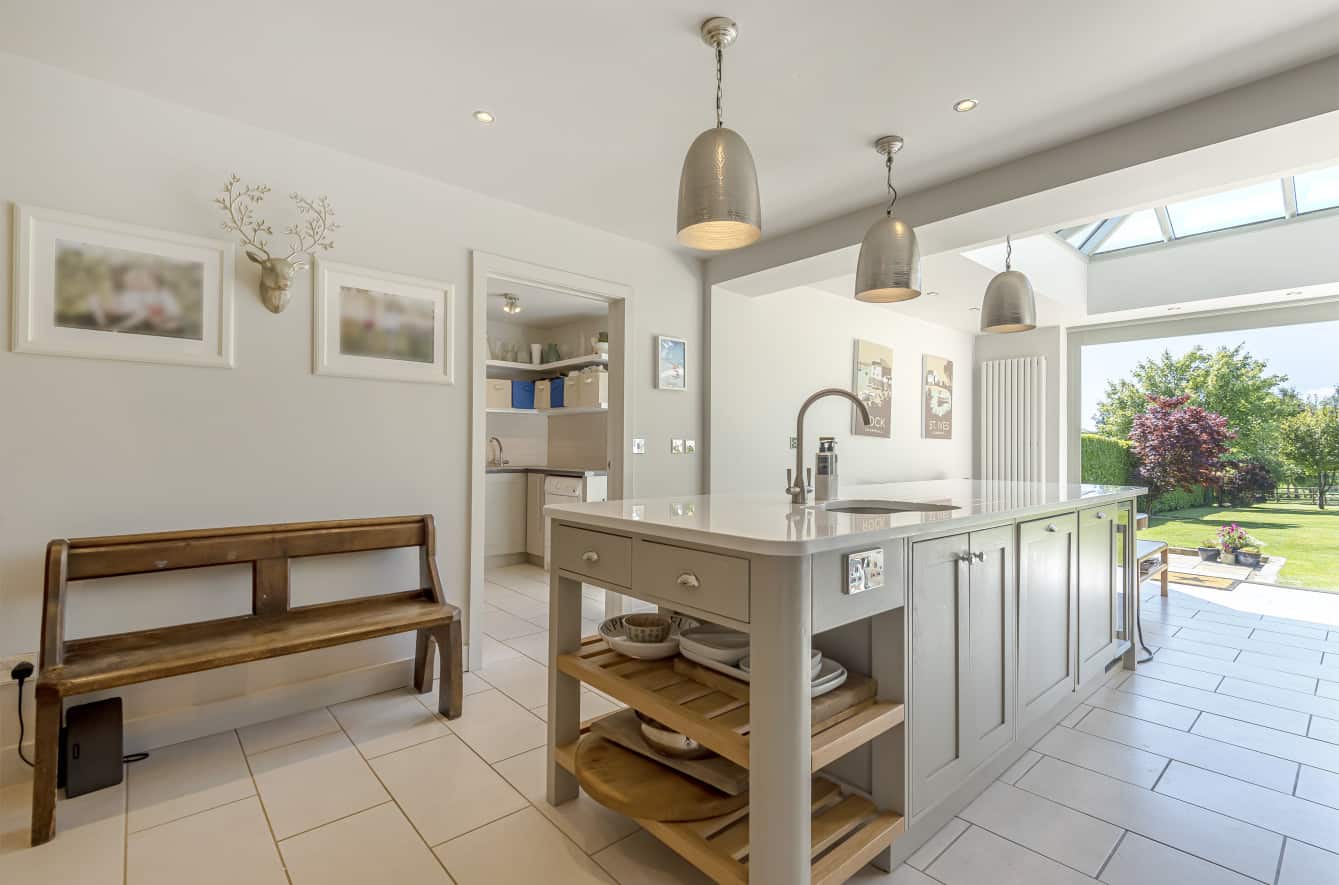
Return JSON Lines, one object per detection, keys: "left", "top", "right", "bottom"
{"left": 684, "top": 439, "right": 696, "bottom": 454}
{"left": 632, "top": 438, "right": 646, "bottom": 454}
{"left": 671, "top": 438, "right": 685, "bottom": 454}
{"left": 789, "top": 436, "right": 798, "bottom": 449}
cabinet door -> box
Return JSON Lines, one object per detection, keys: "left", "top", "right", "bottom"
{"left": 1017, "top": 513, "right": 1078, "bottom": 731}
{"left": 965, "top": 525, "right": 1016, "bottom": 770}
{"left": 526, "top": 473, "right": 545, "bottom": 558}
{"left": 485, "top": 473, "right": 528, "bottom": 556}
{"left": 1077, "top": 505, "right": 1119, "bottom": 685}
{"left": 908, "top": 532, "right": 971, "bottom": 818}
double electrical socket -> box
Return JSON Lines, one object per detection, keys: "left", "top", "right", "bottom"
{"left": 670, "top": 439, "right": 697, "bottom": 454}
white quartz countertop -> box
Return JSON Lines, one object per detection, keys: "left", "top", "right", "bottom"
{"left": 545, "top": 479, "right": 1147, "bottom": 556}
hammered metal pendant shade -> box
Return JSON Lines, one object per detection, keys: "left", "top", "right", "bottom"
{"left": 980, "top": 269, "right": 1038, "bottom": 333}
{"left": 855, "top": 215, "right": 921, "bottom": 302}
{"left": 676, "top": 126, "right": 762, "bottom": 250}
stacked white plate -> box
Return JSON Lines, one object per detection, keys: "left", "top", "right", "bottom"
{"left": 678, "top": 626, "right": 844, "bottom": 696}
{"left": 599, "top": 614, "right": 699, "bottom": 660}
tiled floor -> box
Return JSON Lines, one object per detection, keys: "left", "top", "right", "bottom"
{"left": 5, "top": 566, "right": 1339, "bottom": 883}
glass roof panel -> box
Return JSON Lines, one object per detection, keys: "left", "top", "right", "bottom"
{"left": 1057, "top": 220, "right": 1103, "bottom": 250}
{"left": 1165, "top": 180, "right": 1285, "bottom": 237}
{"left": 1294, "top": 165, "right": 1339, "bottom": 214}
{"left": 1092, "top": 210, "right": 1164, "bottom": 253}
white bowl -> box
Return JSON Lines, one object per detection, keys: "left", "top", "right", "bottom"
{"left": 739, "top": 650, "right": 822, "bottom": 680}
{"left": 678, "top": 626, "right": 750, "bottom": 665}
{"left": 599, "top": 614, "right": 698, "bottom": 660}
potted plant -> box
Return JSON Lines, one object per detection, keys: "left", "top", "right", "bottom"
{"left": 1196, "top": 538, "right": 1221, "bottom": 562}
{"left": 1217, "top": 523, "right": 1264, "bottom": 567}
{"left": 1235, "top": 544, "right": 1264, "bottom": 568}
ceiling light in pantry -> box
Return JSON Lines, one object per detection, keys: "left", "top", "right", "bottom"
{"left": 953, "top": 98, "right": 979, "bottom": 113}
{"left": 473, "top": 110, "right": 496, "bottom": 124}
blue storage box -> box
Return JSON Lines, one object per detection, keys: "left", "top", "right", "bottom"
{"left": 511, "top": 380, "right": 535, "bottom": 409}
{"left": 549, "top": 377, "right": 565, "bottom": 408}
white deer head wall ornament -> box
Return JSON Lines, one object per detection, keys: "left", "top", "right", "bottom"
{"left": 215, "top": 174, "right": 338, "bottom": 313}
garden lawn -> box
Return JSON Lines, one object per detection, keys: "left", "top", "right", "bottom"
{"left": 1142, "top": 502, "right": 1339, "bottom": 591}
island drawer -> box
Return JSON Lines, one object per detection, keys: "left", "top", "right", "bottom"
{"left": 633, "top": 539, "right": 750, "bottom": 622}
{"left": 552, "top": 524, "right": 632, "bottom": 587}
{"left": 813, "top": 539, "right": 907, "bottom": 632}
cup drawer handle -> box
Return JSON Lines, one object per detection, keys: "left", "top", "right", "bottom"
{"left": 581, "top": 550, "right": 600, "bottom": 564}
{"left": 676, "top": 572, "right": 701, "bottom": 589}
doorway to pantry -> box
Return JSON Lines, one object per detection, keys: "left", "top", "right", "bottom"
{"left": 468, "top": 253, "right": 633, "bottom": 671}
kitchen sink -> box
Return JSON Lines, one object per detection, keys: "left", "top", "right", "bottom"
{"left": 817, "top": 499, "right": 960, "bottom": 515}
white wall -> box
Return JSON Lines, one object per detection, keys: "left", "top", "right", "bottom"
{"left": 709, "top": 287, "right": 974, "bottom": 494}
{"left": 973, "top": 326, "right": 1069, "bottom": 485}
{"left": 0, "top": 52, "right": 703, "bottom": 776}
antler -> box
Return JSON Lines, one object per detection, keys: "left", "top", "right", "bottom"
{"left": 283, "top": 193, "right": 338, "bottom": 261}
{"left": 214, "top": 174, "right": 274, "bottom": 258}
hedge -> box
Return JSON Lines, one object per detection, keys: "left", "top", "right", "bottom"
{"left": 1149, "top": 485, "right": 1214, "bottom": 513}
{"left": 1080, "top": 434, "right": 1134, "bottom": 486}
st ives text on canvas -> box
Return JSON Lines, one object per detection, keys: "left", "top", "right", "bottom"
{"left": 54, "top": 239, "right": 204, "bottom": 340}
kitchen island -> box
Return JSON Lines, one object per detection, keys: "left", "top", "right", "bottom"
{"left": 544, "top": 479, "right": 1145, "bottom": 884}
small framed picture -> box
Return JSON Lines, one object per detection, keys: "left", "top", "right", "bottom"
{"left": 11, "top": 204, "right": 235, "bottom": 368}
{"left": 657, "top": 335, "right": 686, "bottom": 390}
{"left": 313, "top": 259, "right": 454, "bottom": 384}
{"left": 922, "top": 354, "right": 954, "bottom": 439}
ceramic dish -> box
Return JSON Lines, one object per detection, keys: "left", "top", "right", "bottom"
{"left": 677, "top": 626, "right": 751, "bottom": 665}
{"left": 739, "top": 650, "right": 822, "bottom": 681}
{"left": 599, "top": 614, "right": 699, "bottom": 660}
{"left": 623, "top": 613, "right": 672, "bottom": 643}
{"left": 634, "top": 710, "right": 715, "bottom": 760}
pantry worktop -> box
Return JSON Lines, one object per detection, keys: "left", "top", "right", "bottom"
{"left": 544, "top": 478, "right": 1146, "bottom": 555}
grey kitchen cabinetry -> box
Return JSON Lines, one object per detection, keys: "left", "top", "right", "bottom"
{"left": 908, "top": 524, "right": 1017, "bottom": 819}
{"left": 1017, "top": 512, "right": 1079, "bottom": 732}
{"left": 1076, "top": 504, "right": 1120, "bottom": 685}
{"left": 526, "top": 472, "right": 545, "bottom": 559}
{"left": 485, "top": 472, "right": 528, "bottom": 557}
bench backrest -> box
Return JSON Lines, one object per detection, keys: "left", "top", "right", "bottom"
{"left": 40, "top": 515, "right": 442, "bottom": 668}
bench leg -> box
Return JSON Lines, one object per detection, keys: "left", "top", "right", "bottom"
{"left": 1160, "top": 549, "right": 1169, "bottom": 597}
{"left": 29, "top": 684, "right": 61, "bottom": 847}
{"left": 413, "top": 629, "right": 434, "bottom": 695}
{"left": 434, "top": 621, "right": 463, "bottom": 720}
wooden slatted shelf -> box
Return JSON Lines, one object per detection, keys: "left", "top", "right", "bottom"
{"left": 555, "top": 747, "right": 903, "bottom": 885}
{"left": 556, "top": 636, "right": 904, "bottom": 771}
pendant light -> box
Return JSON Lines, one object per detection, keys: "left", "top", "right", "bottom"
{"left": 980, "top": 236, "right": 1037, "bottom": 333}
{"left": 855, "top": 136, "right": 921, "bottom": 302}
{"left": 676, "top": 16, "right": 761, "bottom": 251}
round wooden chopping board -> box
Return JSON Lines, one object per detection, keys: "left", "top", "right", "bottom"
{"left": 575, "top": 735, "right": 749, "bottom": 821}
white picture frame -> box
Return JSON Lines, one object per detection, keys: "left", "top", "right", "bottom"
{"left": 313, "top": 258, "right": 454, "bottom": 384}
{"left": 656, "top": 335, "right": 687, "bottom": 390}
{"left": 11, "top": 203, "right": 235, "bottom": 368}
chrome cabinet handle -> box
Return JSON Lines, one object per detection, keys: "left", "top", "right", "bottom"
{"left": 1046, "top": 524, "right": 1057, "bottom": 533}
{"left": 972, "top": 551, "right": 986, "bottom": 562}
{"left": 956, "top": 553, "right": 973, "bottom": 563}
{"left": 1097, "top": 511, "right": 1108, "bottom": 520}
{"left": 581, "top": 550, "right": 600, "bottom": 564}
{"left": 676, "top": 572, "right": 701, "bottom": 589}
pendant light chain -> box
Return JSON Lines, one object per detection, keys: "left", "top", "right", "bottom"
{"left": 1004, "top": 235, "right": 1013, "bottom": 270}
{"left": 715, "top": 43, "right": 724, "bottom": 128}
{"left": 885, "top": 152, "right": 899, "bottom": 217}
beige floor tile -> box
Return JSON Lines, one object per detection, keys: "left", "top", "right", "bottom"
{"left": 238, "top": 708, "right": 342, "bottom": 756}
{"left": 1034, "top": 726, "right": 1168, "bottom": 789}
{"left": 1155, "top": 649, "right": 1316, "bottom": 693}
{"left": 445, "top": 688, "right": 546, "bottom": 763}
{"left": 505, "top": 629, "right": 552, "bottom": 663}
{"left": 1296, "top": 766, "right": 1339, "bottom": 809}
{"left": 435, "top": 806, "right": 615, "bottom": 884}
{"left": 280, "top": 802, "right": 451, "bottom": 885}
{"left": 960, "top": 781, "right": 1121, "bottom": 875}
{"left": 1217, "top": 677, "right": 1339, "bottom": 719}
{"left": 1175, "top": 628, "right": 1324, "bottom": 663}
{"left": 485, "top": 582, "right": 548, "bottom": 620}
{"left": 1309, "top": 716, "right": 1339, "bottom": 745}
{"left": 1252, "top": 627, "right": 1339, "bottom": 654}
{"left": 906, "top": 816, "right": 969, "bottom": 869}
{"left": 1277, "top": 839, "right": 1339, "bottom": 885}
{"left": 330, "top": 689, "right": 449, "bottom": 759}
{"left": 1077, "top": 707, "right": 1297, "bottom": 792}
{"left": 127, "top": 730, "right": 254, "bottom": 832}
{"left": 1192, "top": 712, "right": 1339, "bottom": 772}
{"left": 1084, "top": 685, "right": 1199, "bottom": 731}
{"left": 482, "top": 634, "right": 524, "bottom": 668}
{"left": 1122, "top": 674, "right": 1309, "bottom": 734}
{"left": 127, "top": 796, "right": 286, "bottom": 885}
{"left": 483, "top": 607, "right": 547, "bottom": 640}
{"left": 1100, "top": 831, "right": 1257, "bottom": 885}
{"left": 1018, "top": 756, "right": 1280, "bottom": 882}
{"left": 1061, "top": 704, "right": 1093, "bottom": 728}
{"left": 998, "top": 751, "right": 1043, "bottom": 786}
{"left": 927, "top": 825, "right": 1096, "bottom": 885}
{"left": 1131, "top": 659, "right": 1223, "bottom": 691}
{"left": 249, "top": 730, "right": 388, "bottom": 839}
{"left": 477, "top": 653, "right": 551, "bottom": 709}
{"left": 593, "top": 829, "right": 715, "bottom": 884}
{"left": 370, "top": 734, "right": 527, "bottom": 845}
{"left": 493, "top": 746, "right": 637, "bottom": 853}
{"left": 532, "top": 689, "right": 620, "bottom": 724}
{"left": 846, "top": 863, "right": 942, "bottom": 883}
{"left": 0, "top": 780, "right": 124, "bottom": 884}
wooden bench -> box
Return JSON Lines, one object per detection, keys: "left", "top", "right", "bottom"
{"left": 30, "top": 515, "right": 461, "bottom": 846}
{"left": 1137, "top": 537, "right": 1170, "bottom": 597}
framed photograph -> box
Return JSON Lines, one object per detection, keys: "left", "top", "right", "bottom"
{"left": 851, "top": 338, "right": 893, "bottom": 438}
{"left": 922, "top": 354, "right": 954, "bottom": 439}
{"left": 314, "top": 259, "right": 453, "bottom": 384}
{"left": 12, "top": 204, "right": 235, "bottom": 367}
{"left": 657, "top": 335, "right": 686, "bottom": 390}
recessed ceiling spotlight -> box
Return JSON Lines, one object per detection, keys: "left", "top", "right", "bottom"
{"left": 473, "top": 110, "right": 495, "bottom": 124}
{"left": 1167, "top": 306, "right": 1182, "bottom": 312}
{"left": 1287, "top": 290, "right": 1303, "bottom": 296}
{"left": 953, "top": 98, "right": 979, "bottom": 113}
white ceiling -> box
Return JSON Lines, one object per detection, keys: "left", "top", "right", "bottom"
{"left": 485, "top": 279, "right": 608, "bottom": 327}
{"left": 3, "top": 1, "right": 1338, "bottom": 250}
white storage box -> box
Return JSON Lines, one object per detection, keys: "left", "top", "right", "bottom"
{"left": 535, "top": 379, "right": 551, "bottom": 410}
{"left": 486, "top": 379, "right": 512, "bottom": 409}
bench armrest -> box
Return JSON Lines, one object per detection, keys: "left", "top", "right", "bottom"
{"left": 39, "top": 540, "right": 69, "bottom": 670}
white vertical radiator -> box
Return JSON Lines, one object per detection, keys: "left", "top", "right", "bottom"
{"left": 980, "top": 356, "right": 1046, "bottom": 484}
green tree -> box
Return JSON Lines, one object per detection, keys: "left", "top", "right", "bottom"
{"left": 1279, "top": 403, "right": 1339, "bottom": 509}
{"left": 1095, "top": 345, "right": 1300, "bottom": 467}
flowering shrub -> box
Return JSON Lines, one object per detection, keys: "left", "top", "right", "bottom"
{"left": 1217, "top": 523, "right": 1264, "bottom": 553}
